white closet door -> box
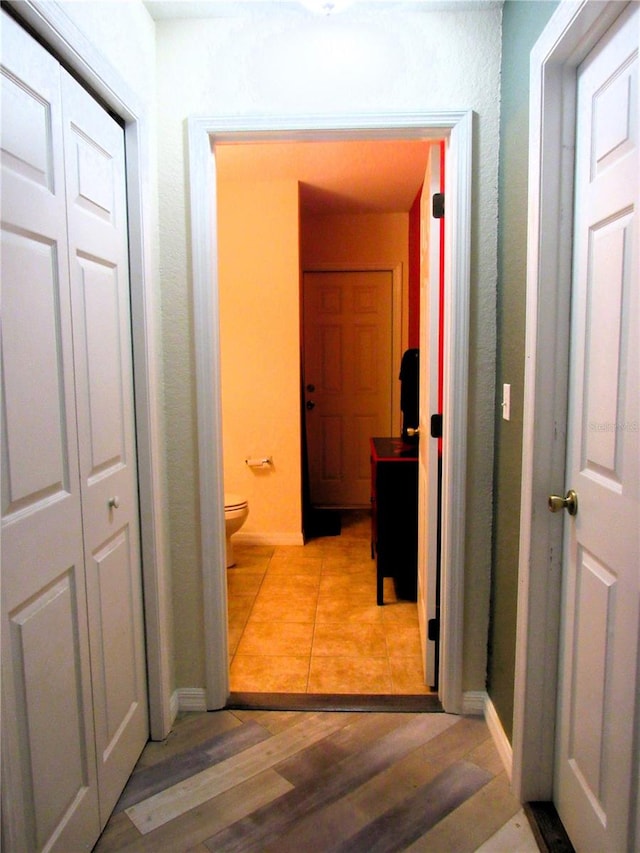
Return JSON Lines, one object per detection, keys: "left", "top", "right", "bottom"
{"left": 1, "top": 11, "right": 100, "bottom": 850}
{"left": 61, "top": 70, "right": 149, "bottom": 824}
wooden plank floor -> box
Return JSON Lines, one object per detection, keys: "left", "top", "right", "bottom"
{"left": 93, "top": 709, "right": 540, "bottom": 852}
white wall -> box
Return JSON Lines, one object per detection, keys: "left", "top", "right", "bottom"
{"left": 58, "top": 0, "right": 156, "bottom": 100}
{"left": 155, "top": 4, "right": 502, "bottom": 690}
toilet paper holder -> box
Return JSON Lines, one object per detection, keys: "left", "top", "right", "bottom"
{"left": 245, "top": 456, "right": 273, "bottom": 468}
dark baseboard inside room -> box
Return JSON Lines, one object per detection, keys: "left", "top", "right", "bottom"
{"left": 226, "top": 692, "right": 442, "bottom": 713}
{"left": 525, "top": 802, "right": 575, "bottom": 852}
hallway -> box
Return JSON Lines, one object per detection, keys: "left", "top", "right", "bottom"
{"left": 228, "top": 511, "right": 433, "bottom": 696}
{"left": 93, "top": 514, "right": 540, "bottom": 852}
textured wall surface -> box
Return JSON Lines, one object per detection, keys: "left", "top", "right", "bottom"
{"left": 490, "top": 0, "right": 559, "bottom": 742}
{"left": 60, "top": 0, "right": 156, "bottom": 100}
{"left": 155, "top": 5, "right": 502, "bottom": 690}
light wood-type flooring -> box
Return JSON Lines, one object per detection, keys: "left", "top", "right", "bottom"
{"left": 94, "top": 707, "right": 540, "bottom": 852}
{"left": 228, "top": 510, "right": 433, "bottom": 695}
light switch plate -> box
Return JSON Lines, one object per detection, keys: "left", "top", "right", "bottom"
{"left": 502, "top": 384, "right": 511, "bottom": 421}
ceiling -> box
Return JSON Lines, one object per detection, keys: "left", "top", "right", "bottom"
{"left": 145, "top": 1, "right": 496, "bottom": 20}
{"left": 215, "top": 139, "right": 435, "bottom": 214}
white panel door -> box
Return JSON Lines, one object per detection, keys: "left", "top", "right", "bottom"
{"left": 1, "top": 12, "right": 100, "bottom": 850}
{"left": 61, "top": 70, "right": 149, "bottom": 824}
{"left": 303, "top": 270, "right": 393, "bottom": 507}
{"left": 555, "top": 6, "right": 639, "bottom": 850}
{"left": 417, "top": 144, "right": 441, "bottom": 687}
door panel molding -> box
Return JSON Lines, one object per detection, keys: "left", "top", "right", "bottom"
{"left": 513, "top": 0, "right": 634, "bottom": 806}
{"left": 187, "top": 110, "right": 473, "bottom": 714}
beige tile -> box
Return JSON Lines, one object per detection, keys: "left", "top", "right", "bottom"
{"left": 228, "top": 621, "right": 245, "bottom": 657}
{"left": 307, "top": 656, "right": 392, "bottom": 694}
{"left": 228, "top": 554, "right": 272, "bottom": 574}
{"left": 389, "top": 655, "right": 433, "bottom": 694}
{"left": 322, "top": 554, "right": 375, "bottom": 575}
{"left": 236, "top": 621, "right": 314, "bottom": 656}
{"left": 297, "top": 538, "right": 326, "bottom": 555}
{"left": 260, "top": 573, "right": 321, "bottom": 594}
{"left": 319, "top": 572, "right": 375, "bottom": 597}
{"left": 315, "top": 598, "right": 383, "bottom": 624}
{"left": 225, "top": 525, "right": 425, "bottom": 695}
{"left": 227, "top": 594, "right": 256, "bottom": 624}
{"left": 381, "top": 601, "right": 419, "bottom": 625}
{"left": 385, "top": 620, "right": 423, "bottom": 657}
{"left": 230, "top": 655, "right": 310, "bottom": 692}
{"left": 312, "top": 623, "right": 387, "bottom": 657}
{"left": 267, "top": 555, "right": 323, "bottom": 576}
{"left": 226, "top": 571, "right": 264, "bottom": 597}
{"left": 382, "top": 576, "right": 399, "bottom": 602}
{"left": 249, "top": 591, "right": 318, "bottom": 624}
{"left": 271, "top": 546, "right": 322, "bottom": 563}
{"left": 233, "top": 543, "right": 275, "bottom": 560}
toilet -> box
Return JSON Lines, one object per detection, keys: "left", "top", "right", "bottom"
{"left": 224, "top": 493, "right": 249, "bottom": 568}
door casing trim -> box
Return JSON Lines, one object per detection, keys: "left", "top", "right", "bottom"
{"left": 512, "top": 0, "right": 631, "bottom": 803}
{"left": 187, "top": 111, "right": 473, "bottom": 713}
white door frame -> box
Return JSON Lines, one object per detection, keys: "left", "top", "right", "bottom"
{"left": 187, "top": 111, "right": 473, "bottom": 713}
{"left": 512, "top": 0, "right": 632, "bottom": 803}
{"left": 8, "top": 0, "right": 174, "bottom": 740}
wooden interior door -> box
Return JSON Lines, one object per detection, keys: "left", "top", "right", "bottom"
{"left": 303, "top": 270, "right": 393, "bottom": 507}
{"left": 554, "top": 6, "right": 639, "bottom": 849}
{"left": 61, "top": 69, "right": 149, "bottom": 824}
{"left": 417, "top": 144, "right": 442, "bottom": 687}
{"left": 1, "top": 13, "right": 101, "bottom": 848}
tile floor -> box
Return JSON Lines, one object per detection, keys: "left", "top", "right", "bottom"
{"left": 228, "top": 510, "right": 434, "bottom": 695}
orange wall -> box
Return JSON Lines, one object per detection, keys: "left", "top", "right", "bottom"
{"left": 217, "top": 179, "right": 303, "bottom": 542}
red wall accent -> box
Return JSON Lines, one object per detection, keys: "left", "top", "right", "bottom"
{"left": 438, "top": 140, "right": 445, "bottom": 418}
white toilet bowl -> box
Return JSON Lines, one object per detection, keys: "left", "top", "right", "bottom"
{"left": 224, "top": 493, "right": 249, "bottom": 567}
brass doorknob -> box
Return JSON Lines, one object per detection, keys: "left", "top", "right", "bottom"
{"left": 406, "top": 427, "right": 419, "bottom": 437}
{"left": 548, "top": 489, "right": 578, "bottom": 516}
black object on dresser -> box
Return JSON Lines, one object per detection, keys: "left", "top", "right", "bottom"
{"left": 370, "top": 437, "right": 418, "bottom": 605}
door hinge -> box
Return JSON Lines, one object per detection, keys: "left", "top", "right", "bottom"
{"left": 430, "top": 413, "right": 443, "bottom": 439}
{"left": 432, "top": 192, "right": 445, "bottom": 219}
{"left": 428, "top": 618, "right": 440, "bottom": 642}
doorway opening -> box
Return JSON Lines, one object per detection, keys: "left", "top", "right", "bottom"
{"left": 217, "top": 139, "right": 432, "bottom": 700}
{"left": 187, "top": 112, "right": 472, "bottom": 714}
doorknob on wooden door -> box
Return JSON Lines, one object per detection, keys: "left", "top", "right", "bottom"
{"left": 406, "top": 427, "right": 419, "bottom": 437}
{"left": 548, "top": 489, "right": 578, "bottom": 516}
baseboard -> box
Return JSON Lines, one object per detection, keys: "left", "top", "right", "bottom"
{"left": 461, "top": 690, "right": 513, "bottom": 779}
{"left": 234, "top": 531, "right": 305, "bottom": 547}
{"left": 175, "top": 687, "right": 208, "bottom": 713}
{"left": 169, "top": 689, "right": 180, "bottom": 723}
{"left": 462, "top": 690, "right": 487, "bottom": 715}
{"left": 483, "top": 693, "right": 513, "bottom": 780}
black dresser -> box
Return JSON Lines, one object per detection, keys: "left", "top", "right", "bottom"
{"left": 370, "top": 437, "right": 418, "bottom": 605}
